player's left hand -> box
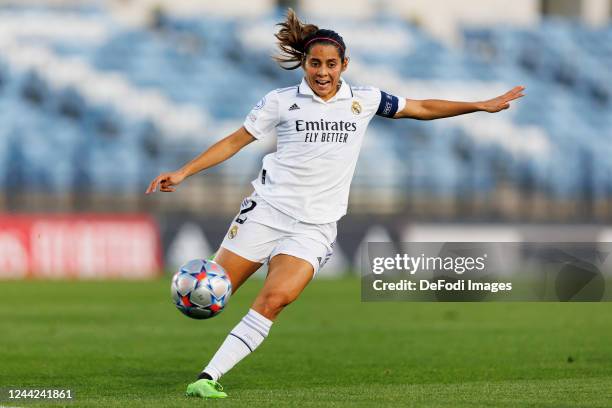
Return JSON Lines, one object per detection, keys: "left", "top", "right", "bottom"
{"left": 478, "top": 86, "right": 525, "bottom": 113}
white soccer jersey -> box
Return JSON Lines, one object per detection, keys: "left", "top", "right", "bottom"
{"left": 243, "top": 77, "right": 405, "bottom": 224}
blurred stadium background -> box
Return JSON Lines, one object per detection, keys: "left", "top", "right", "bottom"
{"left": 1, "top": 0, "right": 612, "bottom": 279}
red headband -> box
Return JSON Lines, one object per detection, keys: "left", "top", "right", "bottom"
{"left": 303, "top": 37, "right": 345, "bottom": 53}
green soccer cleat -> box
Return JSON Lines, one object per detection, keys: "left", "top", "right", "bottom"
{"left": 185, "top": 379, "right": 228, "bottom": 399}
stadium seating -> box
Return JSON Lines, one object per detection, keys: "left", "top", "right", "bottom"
{"left": 0, "top": 6, "right": 610, "bottom": 214}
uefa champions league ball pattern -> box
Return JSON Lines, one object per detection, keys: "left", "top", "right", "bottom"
{"left": 171, "top": 259, "right": 232, "bottom": 319}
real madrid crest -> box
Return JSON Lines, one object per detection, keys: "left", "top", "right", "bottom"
{"left": 351, "top": 100, "right": 362, "bottom": 115}
{"left": 228, "top": 225, "right": 238, "bottom": 239}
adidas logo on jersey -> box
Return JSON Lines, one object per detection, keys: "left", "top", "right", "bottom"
{"left": 288, "top": 103, "right": 300, "bottom": 111}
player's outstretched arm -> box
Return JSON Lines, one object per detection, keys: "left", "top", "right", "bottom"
{"left": 393, "top": 86, "right": 525, "bottom": 120}
{"left": 145, "top": 126, "right": 256, "bottom": 194}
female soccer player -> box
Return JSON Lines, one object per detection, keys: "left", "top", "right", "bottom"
{"left": 146, "top": 9, "right": 524, "bottom": 399}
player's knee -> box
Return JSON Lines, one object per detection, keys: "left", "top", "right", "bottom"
{"left": 254, "top": 291, "right": 294, "bottom": 318}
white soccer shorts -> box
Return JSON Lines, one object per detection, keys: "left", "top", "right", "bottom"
{"left": 220, "top": 193, "right": 335, "bottom": 276}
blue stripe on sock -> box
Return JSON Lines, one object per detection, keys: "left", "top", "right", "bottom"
{"left": 229, "top": 332, "right": 253, "bottom": 352}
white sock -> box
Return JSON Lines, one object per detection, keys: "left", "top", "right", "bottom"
{"left": 202, "top": 308, "right": 272, "bottom": 381}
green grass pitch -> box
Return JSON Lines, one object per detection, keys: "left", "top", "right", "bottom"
{"left": 1, "top": 278, "right": 611, "bottom": 407}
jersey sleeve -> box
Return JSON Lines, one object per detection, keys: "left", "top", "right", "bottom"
{"left": 243, "top": 90, "right": 280, "bottom": 140}
{"left": 375, "top": 90, "right": 406, "bottom": 118}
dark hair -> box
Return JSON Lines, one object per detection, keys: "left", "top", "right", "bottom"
{"left": 274, "top": 8, "right": 346, "bottom": 70}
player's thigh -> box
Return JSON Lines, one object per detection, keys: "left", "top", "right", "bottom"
{"left": 213, "top": 247, "right": 262, "bottom": 293}
{"left": 251, "top": 254, "right": 314, "bottom": 320}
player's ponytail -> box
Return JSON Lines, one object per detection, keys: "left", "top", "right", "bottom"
{"left": 274, "top": 8, "right": 319, "bottom": 70}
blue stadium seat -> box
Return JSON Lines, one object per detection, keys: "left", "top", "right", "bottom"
{"left": 0, "top": 7, "right": 611, "bottom": 206}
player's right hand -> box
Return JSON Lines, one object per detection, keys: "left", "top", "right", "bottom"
{"left": 145, "top": 171, "right": 186, "bottom": 194}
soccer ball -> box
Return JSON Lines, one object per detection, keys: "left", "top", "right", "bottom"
{"left": 171, "top": 259, "right": 232, "bottom": 319}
